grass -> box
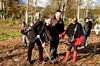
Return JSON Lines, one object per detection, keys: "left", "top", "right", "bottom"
{"left": 0, "top": 19, "right": 21, "bottom": 41}
{"left": 0, "top": 31, "right": 20, "bottom": 41}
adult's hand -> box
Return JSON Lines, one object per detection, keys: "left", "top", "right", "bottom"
{"left": 42, "top": 42, "right": 46, "bottom": 48}
{"left": 37, "top": 35, "right": 40, "bottom": 38}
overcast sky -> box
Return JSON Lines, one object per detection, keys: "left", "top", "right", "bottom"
{"left": 81, "top": 0, "right": 100, "bottom": 8}
{"left": 21, "top": 0, "right": 100, "bottom": 8}
{"left": 21, "top": 0, "right": 49, "bottom": 7}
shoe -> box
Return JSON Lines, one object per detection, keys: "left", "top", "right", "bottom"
{"left": 42, "top": 61, "right": 47, "bottom": 65}
{"left": 62, "top": 59, "right": 67, "bottom": 64}
{"left": 29, "top": 61, "right": 33, "bottom": 64}
{"left": 51, "top": 58, "right": 58, "bottom": 64}
{"left": 44, "top": 57, "right": 49, "bottom": 62}
{"left": 24, "top": 43, "right": 27, "bottom": 48}
{"left": 37, "top": 60, "right": 42, "bottom": 64}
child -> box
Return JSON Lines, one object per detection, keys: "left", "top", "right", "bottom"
{"left": 20, "top": 22, "right": 28, "bottom": 48}
{"left": 61, "top": 17, "right": 83, "bottom": 63}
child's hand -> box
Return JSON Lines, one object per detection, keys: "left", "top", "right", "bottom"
{"left": 60, "top": 31, "right": 66, "bottom": 38}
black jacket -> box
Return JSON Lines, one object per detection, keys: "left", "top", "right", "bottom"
{"left": 56, "top": 18, "right": 64, "bottom": 34}
{"left": 47, "top": 17, "right": 64, "bottom": 39}
{"left": 83, "top": 21, "right": 92, "bottom": 37}
{"left": 28, "top": 20, "right": 52, "bottom": 43}
{"left": 66, "top": 22, "right": 83, "bottom": 38}
{"left": 28, "top": 21, "right": 45, "bottom": 43}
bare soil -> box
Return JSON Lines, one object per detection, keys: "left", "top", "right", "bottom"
{"left": 0, "top": 32, "right": 100, "bottom": 66}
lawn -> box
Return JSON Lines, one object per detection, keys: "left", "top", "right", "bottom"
{"left": 0, "top": 19, "right": 21, "bottom": 41}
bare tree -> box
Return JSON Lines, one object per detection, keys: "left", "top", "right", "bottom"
{"left": 0, "top": 0, "right": 24, "bottom": 20}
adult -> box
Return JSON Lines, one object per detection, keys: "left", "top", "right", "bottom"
{"left": 47, "top": 10, "right": 64, "bottom": 61}
{"left": 27, "top": 13, "right": 45, "bottom": 64}
{"left": 82, "top": 17, "right": 92, "bottom": 48}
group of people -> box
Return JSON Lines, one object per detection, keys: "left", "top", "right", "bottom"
{"left": 20, "top": 10, "right": 92, "bottom": 64}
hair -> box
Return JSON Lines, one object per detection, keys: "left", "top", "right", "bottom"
{"left": 56, "top": 10, "right": 62, "bottom": 14}
{"left": 45, "top": 15, "right": 53, "bottom": 19}
{"left": 23, "top": 22, "right": 26, "bottom": 25}
{"left": 56, "top": 10, "right": 61, "bottom": 12}
{"left": 34, "top": 12, "right": 45, "bottom": 22}
{"left": 72, "top": 17, "right": 78, "bottom": 23}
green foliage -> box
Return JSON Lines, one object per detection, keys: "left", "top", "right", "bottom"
{"left": 1, "top": 0, "right": 25, "bottom": 19}
{"left": 0, "top": 31, "right": 20, "bottom": 41}
{"left": 0, "top": 19, "right": 21, "bottom": 41}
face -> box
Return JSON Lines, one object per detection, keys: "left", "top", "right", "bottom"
{"left": 71, "top": 19, "right": 74, "bottom": 23}
{"left": 30, "top": 22, "right": 33, "bottom": 26}
{"left": 86, "top": 19, "right": 89, "bottom": 22}
{"left": 73, "top": 18, "right": 77, "bottom": 22}
{"left": 55, "top": 12, "right": 61, "bottom": 20}
{"left": 35, "top": 12, "right": 40, "bottom": 19}
{"left": 45, "top": 18, "right": 51, "bottom": 26}
{"left": 22, "top": 23, "right": 24, "bottom": 25}
{"left": 89, "top": 18, "right": 92, "bottom": 22}
{"left": 72, "top": 18, "right": 77, "bottom": 24}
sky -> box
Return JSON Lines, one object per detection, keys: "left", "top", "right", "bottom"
{"left": 21, "top": 0, "right": 100, "bottom": 8}
{"left": 21, "top": 0, "right": 49, "bottom": 7}
{"left": 81, "top": 0, "right": 100, "bottom": 8}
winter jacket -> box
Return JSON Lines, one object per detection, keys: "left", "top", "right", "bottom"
{"left": 28, "top": 21, "right": 45, "bottom": 43}
{"left": 83, "top": 21, "right": 92, "bottom": 37}
{"left": 66, "top": 22, "right": 83, "bottom": 38}
{"left": 48, "top": 16, "right": 64, "bottom": 39}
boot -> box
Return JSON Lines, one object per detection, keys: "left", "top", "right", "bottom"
{"left": 62, "top": 50, "right": 70, "bottom": 64}
{"left": 72, "top": 51, "right": 78, "bottom": 63}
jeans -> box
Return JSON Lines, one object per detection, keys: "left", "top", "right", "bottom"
{"left": 50, "top": 38, "right": 59, "bottom": 60}
{"left": 22, "top": 35, "right": 27, "bottom": 47}
{"left": 82, "top": 35, "right": 88, "bottom": 47}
